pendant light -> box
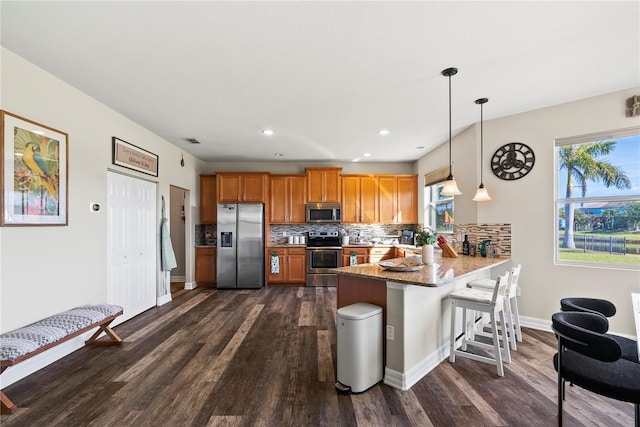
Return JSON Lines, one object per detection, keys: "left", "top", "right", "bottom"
{"left": 440, "top": 67, "right": 462, "bottom": 196}
{"left": 473, "top": 97, "right": 492, "bottom": 201}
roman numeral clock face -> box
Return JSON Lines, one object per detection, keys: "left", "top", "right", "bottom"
{"left": 491, "top": 142, "right": 535, "bottom": 181}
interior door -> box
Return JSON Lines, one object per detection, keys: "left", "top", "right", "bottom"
{"left": 107, "top": 171, "right": 157, "bottom": 323}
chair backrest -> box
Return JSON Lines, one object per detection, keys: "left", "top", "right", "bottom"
{"left": 551, "top": 311, "right": 622, "bottom": 362}
{"left": 560, "top": 297, "right": 616, "bottom": 318}
{"left": 490, "top": 272, "right": 510, "bottom": 306}
{"left": 507, "top": 264, "right": 521, "bottom": 297}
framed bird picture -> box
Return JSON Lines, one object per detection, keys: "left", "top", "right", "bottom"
{"left": 1, "top": 110, "right": 68, "bottom": 226}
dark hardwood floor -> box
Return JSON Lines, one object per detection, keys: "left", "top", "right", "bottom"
{"left": 1, "top": 287, "right": 634, "bottom": 426}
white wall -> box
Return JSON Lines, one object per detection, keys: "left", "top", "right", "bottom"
{"left": 417, "top": 87, "right": 640, "bottom": 336}
{"left": 0, "top": 48, "right": 206, "bottom": 333}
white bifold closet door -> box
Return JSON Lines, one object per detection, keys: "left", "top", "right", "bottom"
{"left": 107, "top": 171, "right": 157, "bottom": 324}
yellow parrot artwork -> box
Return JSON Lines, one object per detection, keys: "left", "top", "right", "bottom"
{"left": 22, "top": 141, "right": 58, "bottom": 202}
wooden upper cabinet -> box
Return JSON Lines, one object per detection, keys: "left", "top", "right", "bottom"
{"left": 200, "top": 175, "right": 217, "bottom": 224}
{"left": 341, "top": 175, "right": 378, "bottom": 223}
{"left": 270, "top": 175, "right": 307, "bottom": 223}
{"left": 341, "top": 174, "right": 417, "bottom": 224}
{"left": 306, "top": 167, "right": 342, "bottom": 203}
{"left": 396, "top": 175, "right": 418, "bottom": 224}
{"left": 341, "top": 176, "right": 360, "bottom": 223}
{"left": 360, "top": 176, "right": 378, "bottom": 223}
{"left": 378, "top": 175, "right": 397, "bottom": 224}
{"left": 217, "top": 172, "right": 268, "bottom": 203}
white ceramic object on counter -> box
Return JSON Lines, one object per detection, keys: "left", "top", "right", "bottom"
{"left": 422, "top": 245, "right": 434, "bottom": 265}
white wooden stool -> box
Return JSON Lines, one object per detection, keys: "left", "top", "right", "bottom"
{"left": 449, "top": 272, "right": 511, "bottom": 376}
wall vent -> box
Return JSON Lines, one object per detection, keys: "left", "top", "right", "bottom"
{"left": 184, "top": 137, "right": 201, "bottom": 144}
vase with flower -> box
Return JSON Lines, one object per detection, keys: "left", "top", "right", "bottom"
{"left": 415, "top": 228, "right": 437, "bottom": 265}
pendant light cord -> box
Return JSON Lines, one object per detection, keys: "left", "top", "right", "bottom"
{"left": 448, "top": 73, "right": 452, "bottom": 176}
{"left": 479, "top": 102, "right": 484, "bottom": 185}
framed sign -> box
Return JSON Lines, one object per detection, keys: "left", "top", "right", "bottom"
{"left": 112, "top": 137, "right": 158, "bottom": 177}
{"left": 1, "top": 110, "right": 68, "bottom": 226}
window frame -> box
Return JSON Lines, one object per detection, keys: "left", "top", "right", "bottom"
{"left": 423, "top": 166, "right": 455, "bottom": 234}
{"left": 554, "top": 126, "right": 640, "bottom": 270}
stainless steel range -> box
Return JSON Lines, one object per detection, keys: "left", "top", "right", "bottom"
{"left": 306, "top": 231, "right": 343, "bottom": 287}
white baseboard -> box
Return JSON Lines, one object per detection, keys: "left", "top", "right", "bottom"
{"left": 157, "top": 293, "right": 172, "bottom": 306}
{"left": 184, "top": 281, "right": 197, "bottom": 290}
{"left": 520, "top": 315, "right": 552, "bottom": 332}
{"left": 384, "top": 342, "right": 449, "bottom": 391}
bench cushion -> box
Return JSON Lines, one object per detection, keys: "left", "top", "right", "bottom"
{"left": 0, "top": 304, "right": 123, "bottom": 362}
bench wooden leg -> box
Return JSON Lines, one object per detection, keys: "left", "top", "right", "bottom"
{"left": 1, "top": 390, "right": 16, "bottom": 414}
{"left": 85, "top": 320, "right": 123, "bottom": 346}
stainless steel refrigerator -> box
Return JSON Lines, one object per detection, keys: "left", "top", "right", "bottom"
{"left": 216, "top": 203, "right": 264, "bottom": 289}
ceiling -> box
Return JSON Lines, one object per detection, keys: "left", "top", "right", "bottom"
{"left": 1, "top": 1, "right": 638, "bottom": 163}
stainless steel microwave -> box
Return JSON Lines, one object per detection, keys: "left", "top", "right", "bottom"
{"left": 305, "top": 203, "right": 341, "bottom": 223}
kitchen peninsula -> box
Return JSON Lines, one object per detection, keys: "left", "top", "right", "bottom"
{"left": 333, "top": 254, "right": 510, "bottom": 391}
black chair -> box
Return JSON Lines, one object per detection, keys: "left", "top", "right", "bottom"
{"left": 560, "top": 297, "right": 639, "bottom": 363}
{"left": 552, "top": 311, "right": 640, "bottom": 427}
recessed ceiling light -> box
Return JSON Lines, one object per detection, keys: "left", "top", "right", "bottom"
{"left": 378, "top": 129, "right": 390, "bottom": 136}
{"left": 416, "top": 146, "right": 425, "bottom": 149}
{"left": 262, "top": 129, "right": 275, "bottom": 136}
{"left": 352, "top": 158, "right": 361, "bottom": 162}
{"left": 274, "top": 153, "right": 284, "bottom": 157}
{"left": 363, "top": 153, "right": 372, "bottom": 157}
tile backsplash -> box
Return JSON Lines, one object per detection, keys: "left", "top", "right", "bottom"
{"left": 453, "top": 224, "right": 511, "bottom": 256}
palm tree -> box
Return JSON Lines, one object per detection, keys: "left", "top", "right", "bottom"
{"left": 559, "top": 140, "right": 631, "bottom": 248}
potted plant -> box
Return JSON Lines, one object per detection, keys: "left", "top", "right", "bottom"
{"left": 415, "top": 228, "right": 437, "bottom": 246}
{"left": 415, "top": 228, "right": 437, "bottom": 265}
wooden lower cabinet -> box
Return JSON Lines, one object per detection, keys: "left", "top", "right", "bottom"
{"left": 195, "top": 247, "right": 216, "bottom": 285}
{"left": 342, "top": 246, "right": 398, "bottom": 266}
{"left": 267, "top": 247, "right": 306, "bottom": 286}
{"left": 342, "top": 247, "right": 368, "bottom": 266}
{"left": 368, "top": 246, "right": 395, "bottom": 263}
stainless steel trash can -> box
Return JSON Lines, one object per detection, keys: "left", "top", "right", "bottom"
{"left": 336, "top": 302, "right": 383, "bottom": 393}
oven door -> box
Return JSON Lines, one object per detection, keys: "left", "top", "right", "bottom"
{"left": 306, "top": 248, "right": 342, "bottom": 274}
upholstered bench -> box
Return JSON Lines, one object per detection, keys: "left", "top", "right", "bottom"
{"left": 0, "top": 304, "right": 123, "bottom": 414}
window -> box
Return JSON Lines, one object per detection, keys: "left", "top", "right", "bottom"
{"left": 424, "top": 167, "right": 454, "bottom": 234}
{"left": 555, "top": 126, "right": 640, "bottom": 268}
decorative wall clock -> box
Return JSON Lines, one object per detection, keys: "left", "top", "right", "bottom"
{"left": 491, "top": 142, "right": 535, "bottom": 181}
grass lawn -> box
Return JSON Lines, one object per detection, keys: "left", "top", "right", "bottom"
{"left": 558, "top": 249, "right": 640, "bottom": 266}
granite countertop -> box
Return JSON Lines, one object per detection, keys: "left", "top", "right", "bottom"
{"left": 267, "top": 244, "right": 307, "bottom": 248}
{"left": 331, "top": 255, "right": 509, "bottom": 287}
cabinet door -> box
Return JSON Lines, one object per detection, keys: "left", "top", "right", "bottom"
{"left": 360, "top": 176, "right": 378, "bottom": 223}
{"left": 369, "top": 247, "right": 393, "bottom": 263}
{"left": 306, "top": 168, "right": 341, "bottom": 203}
{"left": 288, "top": 176, "right": 307, "bottom": 223}
{"left": 217, "top": 174, "right": 241, "bottom": 202}
{"left": 241, "top": 174, "right": 266, "bottom": 202}
{"left": 397, "top": 175, "right": 418, "bottom": 223}
{"left": 267, "top": 250, "right": 288, "bottom": 284}
{"left": 343, "top": 248, "right": 368, "bottom": 266}
{"left": 306, "top": 169, "right": 324, "bottom": 203}
{"left": 195, "top": 247, "right": 216, "bottom": 284}
{"left": 341, "top": 176, "right": 360, "bottom": 223}
{"left": 378, "top": 176, "right": 397, "bottom": 224}
{"left": 322, "top": 169, "right": 341, "bottom": 203}
{"left": 269, "top": 176, "right": 288, "bottom": 223}
{"left": 287, "top": 248, "right": 307, "bottom": 283}
{"left": 200, "top": 175, "right": 217, "bottom": 224}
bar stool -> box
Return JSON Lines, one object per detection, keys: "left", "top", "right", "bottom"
{"left": 449, "top": 272, "right": 511, "bottom": 376}
{"left": 468, "top": 264, "right": 522, "bottom": 350}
